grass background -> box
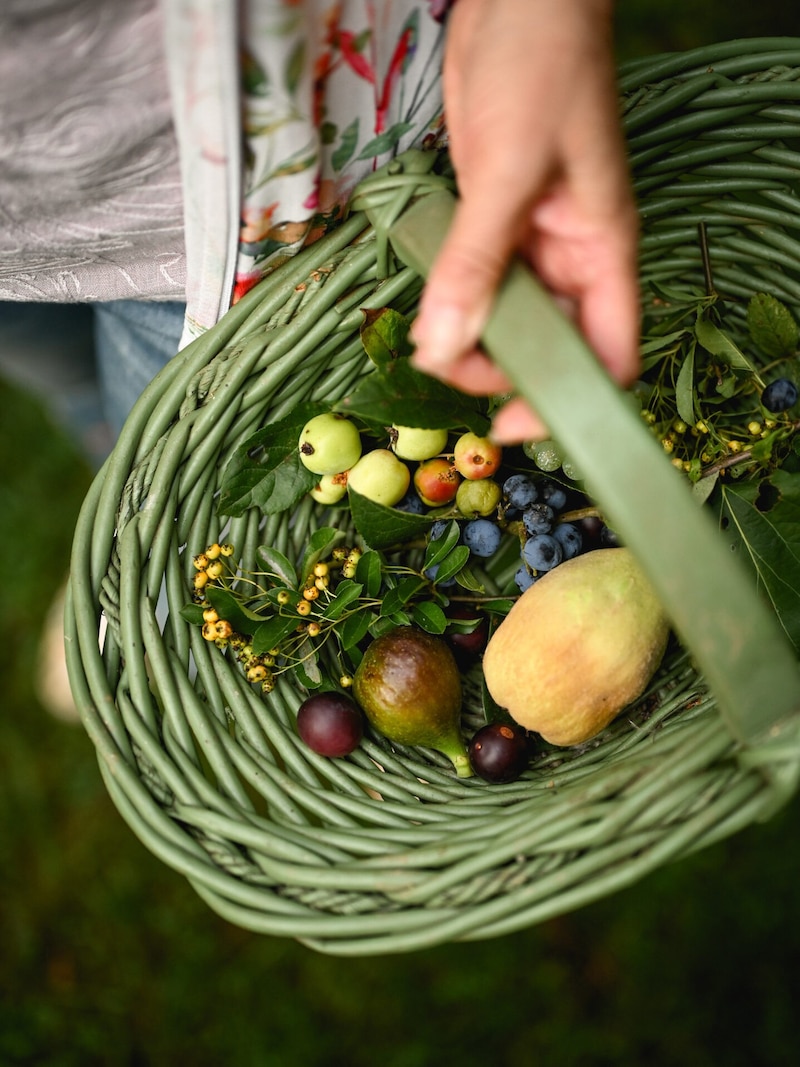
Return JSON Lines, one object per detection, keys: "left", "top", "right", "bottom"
{"left": 3, "top": 7, "right": 800, "bottom": 1066}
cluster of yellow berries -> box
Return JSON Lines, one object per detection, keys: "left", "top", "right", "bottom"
{"left": 641, "top": 410, "right": 778, "bottom": 474}
{"left": 190, "top": 539, "right": 362, "bottom": 694}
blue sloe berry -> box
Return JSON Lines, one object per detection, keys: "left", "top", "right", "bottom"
{"left": 429, "top": 519, "right": 451, "bottom": 541}
{"left": 553, "top": 522, "right": 583, "bottom": 559}
{"left": 502, "top": 473, "right": 538, "bottom": 510}
{"left": 463, "top": 518, "right": 503, "bottom": 558}
{"left": 761, "top": 377, "right": 798, "bottom": 413}
{"left": 522, "top": 503, "right": 556, "bottom": 536}
{"left": 397, "top": 488, "right": 427, "bottom": 514}
{"left": 514, "top": 565, "right": 537, "bottom": 593}
{"left": 539, "top": 479, "right": 568, "bottom": 512}
{"left": 424, "top": 562, "right": 456, "bottom": 587}
{"left": 521, "top": 533, "right": 563, "bottom": 572}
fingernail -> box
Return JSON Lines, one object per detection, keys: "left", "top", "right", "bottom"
{"left": 411, "top": 305, "right": 469, "bottom": 368}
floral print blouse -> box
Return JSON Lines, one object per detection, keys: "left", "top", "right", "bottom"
{"left": 166, "top": 0, "right": 452, "bottom": 344}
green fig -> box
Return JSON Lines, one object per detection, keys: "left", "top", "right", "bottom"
{"left": 352, "top": 626, "right": 472, "bottom": 777}
{"left": 483, "top": 548, "right": 670, "bottom": 747}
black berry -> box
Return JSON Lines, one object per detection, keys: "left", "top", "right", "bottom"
{"left": 761, "top": 378, "right": 798, "bottom": 413}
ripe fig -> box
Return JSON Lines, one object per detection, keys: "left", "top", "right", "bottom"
{"left": 482, "top": 548, "right": 669, "bottom": 746}
{"left": 352, "top": 626, "right": 472, "bottom": 777}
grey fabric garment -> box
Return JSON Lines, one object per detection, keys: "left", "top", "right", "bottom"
{"left": 0, "top": 0, "right": 186, "bottom": 302}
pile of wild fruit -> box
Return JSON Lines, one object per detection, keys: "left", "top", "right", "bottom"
{"left": 297, "top": 409, "right": 614, "bottom": 596}
{"left": 186, "top": 286, "right": 800, "bottom": 786}
{"left": 186, "top": 399, "right": 628, "bottom": 784}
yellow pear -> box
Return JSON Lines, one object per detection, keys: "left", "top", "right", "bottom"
{"left": 483, "top": 548, "right": 670, "bottom": 746}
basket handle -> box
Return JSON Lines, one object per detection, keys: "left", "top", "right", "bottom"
{"left": 388, "top": 186, "right": 800, "bottom": 796}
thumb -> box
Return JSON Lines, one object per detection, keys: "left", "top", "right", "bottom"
{"left": 411, "top": 187, "right": 526, "bottom": 372}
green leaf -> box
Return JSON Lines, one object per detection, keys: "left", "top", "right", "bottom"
{"left": 293, "top": 637, "right": 323, "bottom": 687}
{"left": 360, "top": 308, "right": 413, "bottom": 366}
{"left": 453, "top": 564, "right": 486, "bottom": 593}
{"left": 356, "top": 121, "right": 414, "bottom": 161}
{"left": 423, "top": 520, "right": 461, "bottom": 569}
{"left": 332, "top": 118, "right": 359, "bottom": 172}
{"left": 336, "top": 358, "right": 490, "bottom": 435}
{"left": 340, "top": 610, "right": 373, "bottom": 651}
{"left": 411, "top": 600, "right": 447, "bottom": 634}
{"left": 321, "top": 579, "right": 364, "bottom": 620}
{"left": 218, "top": 402, "right": 325, "bottom": 517}
{"left": 431, "top": 545, "right": 470, "bottom": 585}
{"left": 251, "top": 614, "right": 302, "bottom": 656}
{"left": 205, "top": 585, "right": 266, "bottom": 635}
{"left": 179, "top": 603, "right": 205, "bottom": 626}
{"left": 694, "top": 316, "right": 756, "bottom": 374}
{"left": 675, "top": 342, "right": 696, "bottom": 426}
{"left": 348, "top": 488, "right": 433, "bottom": 549}
{"left": 256, "top": 546, "right": 298, "bottom": 588}
{"left": 692, "top": 470, "right": 719, "bottom": 506}
{"left": 718, "top": 468, "right": 800, "bottom": 652}
{"left": 355, "top": 549, "right": 384, "bottom": 598}
{"left": 379, "top": 575, "right": 427, "bottom": 617}
{"left": 300, "top": 526, "right": 345, "bottom": 583}
{"left": 747, "top": 292, "right": 800, "bottom": 359}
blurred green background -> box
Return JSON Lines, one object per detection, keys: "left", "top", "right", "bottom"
{"left": 3, "top": 6, "right": 800, "bottom": 1066}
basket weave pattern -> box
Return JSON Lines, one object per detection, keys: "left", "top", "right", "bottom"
{"left": 66, "top": 41, "right": 800, "bottom": 954}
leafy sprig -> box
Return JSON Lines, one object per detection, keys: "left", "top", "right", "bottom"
{"left": 182, "top": 524, "right": 513, "bottom": 692}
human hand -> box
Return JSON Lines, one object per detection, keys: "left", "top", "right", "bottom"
{"left": 411, "top": 0, "right": 640, "bottom": 442}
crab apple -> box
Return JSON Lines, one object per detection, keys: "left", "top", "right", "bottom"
{"left": 453, "top": 432, "right": 502, "bottom": 480}
{"left": 347, "top": 449, "right": 410, "bottom": 506}
{"left": 456, "top": 477, "right": 501, "bottom": 518}
{"left": 413, "top": 456, "right": 461, "bottom": 506}
{"left": 298, "top": 413, "right": 362, "bottom": 475}
{"left": 310, "top": 471, "right": 348, "bottom": 505}
{"left": 391, "top": 425, "right": 449, "bottom": 462}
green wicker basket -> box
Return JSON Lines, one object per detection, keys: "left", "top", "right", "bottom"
{"left": 66, "top": 39, "right": 800, "bottom": 955}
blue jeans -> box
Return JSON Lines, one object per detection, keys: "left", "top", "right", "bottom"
{"left": 0, "top": 299, "right": 186, "bottom": 467}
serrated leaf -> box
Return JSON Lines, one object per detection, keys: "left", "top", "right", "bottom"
{"left": 251, "top": 613, "right": 302, "bottom": 656}
{"left": 218, "top": 402, "right": 325, "bottom": 517}
{"left": 360, "top": 308, "right": 413, "bottom": 366}
{"left": 340, "top": 610, "right": 373, "bottom": 650}
{"left": 675, "top": 343, "right": 696, "bottom": 426}
{"left": 411, "top": 600, "right": 447, "bottom": 634}
{"left": 256, "top": 546, "right": 298, "bottom": 587}
{"left": 335, "top": 359, "right": 490, "bottom": 435}
{"left": 747, "top": 292, "right": 800, "bottom": 359}
{"left": 694, "top": 316, "right": 756, "bottom": 374}
{"left": 718, "top": 469, "right": 800, "bottom": 651}
{"left": 348, "top": 487, "right": 433, "bottom": 549}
